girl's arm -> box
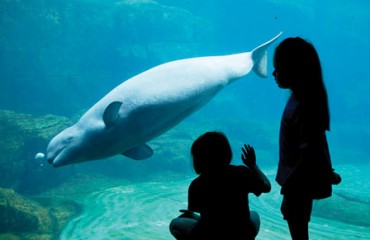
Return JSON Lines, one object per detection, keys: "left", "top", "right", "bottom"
{"left": 241, "top": 144, "right": 271, "bottom": 193}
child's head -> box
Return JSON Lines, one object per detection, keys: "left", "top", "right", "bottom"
{"left": 273, "top": 37, "right": 322, "bottom": 91}
{"left": 273, "top": 37, "right": 330, "bottom": 131}
{"left": 191, "top": 131, "right": 232, "bottom": 174}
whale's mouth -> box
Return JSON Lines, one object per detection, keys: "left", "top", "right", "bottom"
{"left": 47, "top": 155, "right": 54, "bottom": 164}
{"left": 47, "top": 147, "right": 65, "bottom": 167}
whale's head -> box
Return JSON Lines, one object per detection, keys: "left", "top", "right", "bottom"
{"left": 46, "top": 101, "right": 127, "bottom": 167}
{"left": 46, "top": 126, "right": 84, "bottom": 167}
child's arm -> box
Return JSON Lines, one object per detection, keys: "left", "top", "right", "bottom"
{"left": 241, "top": 144, "right": 271, "bottom": 193}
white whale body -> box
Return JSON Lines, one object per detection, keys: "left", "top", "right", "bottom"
{"left": 47, "top": 32, "right": 282, "bottom": 167}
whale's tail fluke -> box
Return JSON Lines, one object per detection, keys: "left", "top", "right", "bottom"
{"left": 252, "top": 32, "right": 283, "bottom": 78}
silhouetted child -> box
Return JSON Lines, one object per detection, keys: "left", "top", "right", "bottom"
{"left": 272, "top": 37, "right": 341, "bottom": 240}
{"left": 169, "top": 131, "right": 271, "bottom": 240}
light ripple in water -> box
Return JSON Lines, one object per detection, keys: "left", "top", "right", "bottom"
{"left": 61, "top": 165, "right": 370, "bottom": 239}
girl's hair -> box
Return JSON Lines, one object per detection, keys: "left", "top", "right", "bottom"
{"left": 274, "top": 37, "right": 330, "bottom": 131}
{"left": 191, "top": 131, "right": 232, "bottom": 174}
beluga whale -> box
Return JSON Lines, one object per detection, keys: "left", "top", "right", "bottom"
{"left": 46, "top": 32, "right": 282, "bottom": 167}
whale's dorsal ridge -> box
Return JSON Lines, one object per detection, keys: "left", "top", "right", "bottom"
{"left": 122, "top": 144, "right": 153, "bottom": 160}
{"left": 103, "top": 101, "right": 123, "bottom": 128}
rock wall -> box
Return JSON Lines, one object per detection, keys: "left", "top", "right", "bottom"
{"left": 0, "top": 187, "right": 81, "bottom": 239}
{"left": 0, "top": 110, "right": 73, "bottom": 193}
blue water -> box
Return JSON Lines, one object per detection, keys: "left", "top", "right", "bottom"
{"left": 1, "top": 0, "right": 370, "bottom": 239}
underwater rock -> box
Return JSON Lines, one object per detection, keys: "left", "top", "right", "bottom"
{"left": 0, "top": 188, "right": 52, "bottom": 233}
{"left": 0, "top": 110, "right": 72, "bottom": 140}
{"left": 0, "top": 187, "right": 81, "bottom": 239}
{"left": 0, "top": 110, "right": 72, "bottom": 192}
{"left": 35, "top": 197, "right": 83, "bottom": 234}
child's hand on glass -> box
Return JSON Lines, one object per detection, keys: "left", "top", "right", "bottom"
{"left": 241, "top": 144, "right": 256, "bottom": 168}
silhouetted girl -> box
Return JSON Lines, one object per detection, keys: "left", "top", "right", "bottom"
{"left": 273, "top": 37, "right": 341, "bottom": 240}
{"left": 169, "top": 131, "right": 271, "bottom": 240}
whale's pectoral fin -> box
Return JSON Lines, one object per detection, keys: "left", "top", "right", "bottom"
{"left": 252, "top": 32, "right": 283, "bottom": 78}
{"left": 103, "top": 101, "right": 123, "bottom": 128}
{"left": 122, "top": 144, "right": 154, "bottom": 160}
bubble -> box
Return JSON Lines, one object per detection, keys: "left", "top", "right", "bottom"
{"left": 35, "top": 152, "right": 45, "bottom": 160}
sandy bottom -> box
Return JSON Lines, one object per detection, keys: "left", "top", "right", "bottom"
{"left": 60, "top": 164, "right": 370, "bottom": 240}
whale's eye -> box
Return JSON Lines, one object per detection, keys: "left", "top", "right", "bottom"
{"left": 65, "top": 136, "right": 74, "bottom": 143}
